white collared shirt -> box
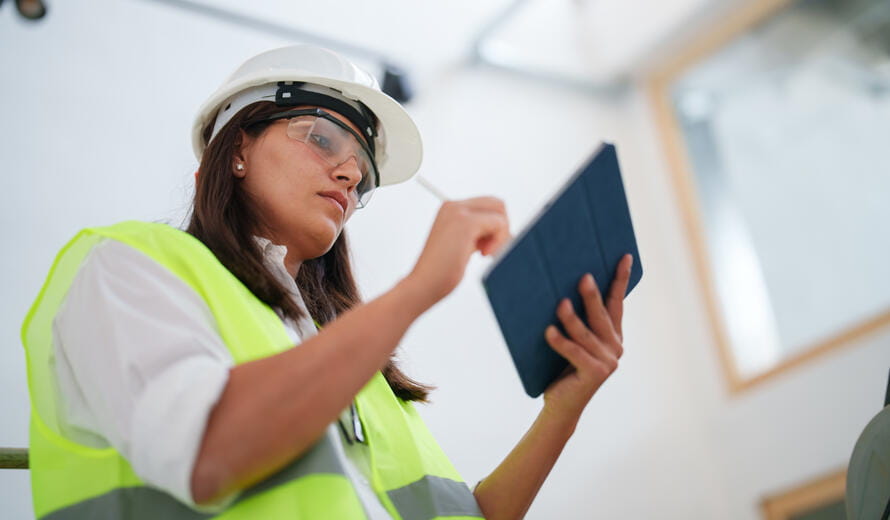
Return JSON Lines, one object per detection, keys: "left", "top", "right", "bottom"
{"left": 52, "top": 236, "right": 391, "bottom": 518}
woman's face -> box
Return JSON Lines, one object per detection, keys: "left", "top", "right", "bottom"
{"left": 235, "top": 107, "right": 366, "bottom": 266}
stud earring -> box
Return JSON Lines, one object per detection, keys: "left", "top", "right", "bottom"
{"left": 236, "top": 163, "right": 245, "bottom": 171}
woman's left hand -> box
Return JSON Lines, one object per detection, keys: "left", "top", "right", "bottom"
{"left": 473, "top": 254, "right": 633, "bottom": 519}
{"left": 542, "top": 254, "right": 633, "bottom": 421}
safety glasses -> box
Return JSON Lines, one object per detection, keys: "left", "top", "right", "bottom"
{"left": 244, "top": 108, "right": 379, "bottom": 208}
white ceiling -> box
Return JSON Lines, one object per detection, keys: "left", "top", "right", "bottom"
{"left": 153, "top": 0, "right": 720, "bottom": 89}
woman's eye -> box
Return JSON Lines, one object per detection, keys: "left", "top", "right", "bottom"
{"left": 309, "top": 133, "right": 334, "bottom": 151}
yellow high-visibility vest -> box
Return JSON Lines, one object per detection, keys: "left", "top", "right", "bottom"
{"left": 22, "top": 220, "right": 484, "bottom": 520}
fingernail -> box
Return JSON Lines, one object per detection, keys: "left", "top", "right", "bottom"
{"left": 585, "top": 273, "right": 594, "bottom": 285}
{"left": 626, "top": 254, "right": 633, "bottom": 272}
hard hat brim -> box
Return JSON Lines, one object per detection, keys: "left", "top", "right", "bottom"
{"left": 192, "top": 71, "right": 422, "bottom": 187}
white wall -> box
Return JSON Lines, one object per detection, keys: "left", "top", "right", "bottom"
{"left": 1, "top": 1, "right": 887, "bottom": 519}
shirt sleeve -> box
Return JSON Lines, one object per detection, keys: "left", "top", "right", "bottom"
{"left": 52, "top": 239, "right": 235, "bottom": 509}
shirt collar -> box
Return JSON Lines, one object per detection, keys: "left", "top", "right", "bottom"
{"left": 253, "top": 236, "right": 288, "bottom": 265}
{"left": 252, "top": 236, "right": 318, "bottom": 340}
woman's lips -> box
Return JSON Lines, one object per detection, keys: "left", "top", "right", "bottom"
{"left": 318, "top": 192, "right": 347, "bottom": 213}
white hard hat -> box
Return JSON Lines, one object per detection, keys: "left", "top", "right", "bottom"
{"left": 192, "top": 45, "right": 422, "bottom": 187}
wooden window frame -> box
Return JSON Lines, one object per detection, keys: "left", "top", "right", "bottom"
{"left": 646, "top": 0, "right": 890, "bottom": 393}
{"left": 761, "top": 470, "right": 846, "bottom": 520}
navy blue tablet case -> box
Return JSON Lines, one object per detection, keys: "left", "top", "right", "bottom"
{"left": 482, "top": 143, "right": 643, "bottom": 397}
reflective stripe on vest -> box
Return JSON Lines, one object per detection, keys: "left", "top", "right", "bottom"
{"left": 41, "top": 440, "right": 484, "bottom": 520}
{"left": 388, "top": 476, "right": 485, "bottom": 520}
{"left": 22, "top": 221, "right": 484, "bottom": 520}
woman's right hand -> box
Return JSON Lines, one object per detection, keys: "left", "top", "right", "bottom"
{"left": 406, "top": 197, "right": 511, "bottom": 308}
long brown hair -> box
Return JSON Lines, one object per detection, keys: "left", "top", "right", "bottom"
{"left": 187, "top": 101, "right": 432, "bottom": 402}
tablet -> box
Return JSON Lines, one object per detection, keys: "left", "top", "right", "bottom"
{"left": 482, "top": 143, "right": 643, "bottom": 397}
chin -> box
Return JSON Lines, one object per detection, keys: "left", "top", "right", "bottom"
{"left": 280, "top": 213, "right": 343, "bottom": 260}
{"left": 305, "top": 226, "right": 341, "bottom": 259}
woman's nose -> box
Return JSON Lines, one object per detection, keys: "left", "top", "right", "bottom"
{"left": 332, "top": 156, "right": 363, "bottom": 187}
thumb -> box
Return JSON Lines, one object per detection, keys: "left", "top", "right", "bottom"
{"left": 473, "top": 214, "right": 511, "bottom": 256}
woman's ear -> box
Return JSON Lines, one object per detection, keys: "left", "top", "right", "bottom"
{"left": 232, "top": 128, "right": 250, "bottom": 178}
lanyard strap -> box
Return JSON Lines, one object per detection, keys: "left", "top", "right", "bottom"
{"left": 314, "top": 319, "right": 366, "bottom": 444}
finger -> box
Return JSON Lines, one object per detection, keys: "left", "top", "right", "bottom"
{"left": 436, "top": 202, "right": 510, "bottom": 257}
{"left": 557, "top": 297, "right": 623, "bottom": 364}
{"left": 605, "top": 254, "right": 633, "bottom": 340}
{"left": 544, "top": 325, "right": 597, "bottom": 374}
{"left": 471, "top": 213, "right": 511, "bottom": 256}
{"left": 477, "top": 234, "right": 511, "bottom": 256}
{"left": 459, "top": 196, "right": 507, "bottom": 215}
{"left": 555, "top": 298, "right": 605, "bottom": 359}
{"left": 579, "top": 273, "right": 615, "bottom": 342}
{"left": 546, "top": 325, "right": 619, "bottom": 380}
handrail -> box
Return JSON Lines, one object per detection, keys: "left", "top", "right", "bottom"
{"left": 0, "top": 447, "right": 29, "bottom": 469}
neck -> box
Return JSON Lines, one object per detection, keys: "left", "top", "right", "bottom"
{"left": 284, "top": 252, "right": 301, "bottom": 279}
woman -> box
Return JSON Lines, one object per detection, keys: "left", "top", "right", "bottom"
{"left": 22, "top": 45, "right": 632, "bottom": 519}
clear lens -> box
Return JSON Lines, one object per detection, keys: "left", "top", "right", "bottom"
{"left": 286, "top": 115, "right": 377, "bottom": 208}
